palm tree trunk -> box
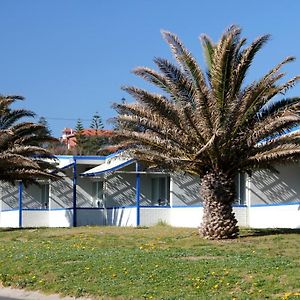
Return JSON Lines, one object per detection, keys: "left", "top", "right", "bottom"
{"left": 199, "top": 171, "right": 239, "bottom": 239}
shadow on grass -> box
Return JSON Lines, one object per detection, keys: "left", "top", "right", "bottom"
{"left": 0, "top": 227, "right": 47, "bottom": 233}
{"left": 241, "top": 228, "right": 300, "bottom": 238}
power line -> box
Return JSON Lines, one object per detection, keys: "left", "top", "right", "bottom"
{"left": 42, "top": 117, "right": 93, "bottom": 122}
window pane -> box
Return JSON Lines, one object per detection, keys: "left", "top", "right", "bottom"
{"left": 41, "top": 184, "right": 49, "bottom": 209}
{"left": 239, "top": 173, "right": 246, "bottom": 204}
{"left": 92, "top": 181, "right": 104, "bottom": 207}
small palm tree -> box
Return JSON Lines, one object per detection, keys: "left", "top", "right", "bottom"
{"left": 0, "top": 95, "right": 59, "bottom": 184}
{"left": 113, "top": 26, "right": 300, "bottom": 239}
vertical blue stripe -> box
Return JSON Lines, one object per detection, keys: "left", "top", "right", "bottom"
{"left": 18, "top": 181, "right": 23, "bottom": 228}
{"left": 73, "top": 158, "right": 77, "bottom": 227}
{"left": 135, "top": 162, "right": 140, "bottom": 226}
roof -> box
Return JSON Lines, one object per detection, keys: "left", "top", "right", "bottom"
{"left": 80, "top": 157, "right": 135, "bottom": 176}
{"left": 60, "top": 128, "right": 115, "bottom": 149}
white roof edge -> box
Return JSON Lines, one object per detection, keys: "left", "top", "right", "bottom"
{"left": 80, "top": 158, "right": 135, "bottom": 177}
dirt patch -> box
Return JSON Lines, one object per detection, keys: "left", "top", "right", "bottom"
{"left": 179, "top": 255, "right": 222, "bottom": 260}
{"left": 61, "top": 260, "right": 82, "bottom": 264}
{"left": 0, "top": 286, "right": 94, "bottom": 300}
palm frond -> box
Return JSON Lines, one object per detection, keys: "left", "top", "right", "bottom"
{"left": 0, "top": 95, "right": 59, "bottom": 183}
{"left": 113, "top": 26, "right": 300, "bottom": 176}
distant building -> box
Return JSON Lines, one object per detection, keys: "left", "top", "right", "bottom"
{"left": 61, "top": 127, "right": 114, "bottom": 150}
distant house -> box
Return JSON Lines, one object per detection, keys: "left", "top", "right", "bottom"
{"left": 0, "top": 151, "right": 299, "bottom": 229}
{"left": 61, "top": 127, "right": 114, "bottom": 150}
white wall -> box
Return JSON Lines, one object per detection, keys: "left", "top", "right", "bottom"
{"left": 249, "top": 204, "right": 300, "bottom": 228}
{"left": 76, "top": 166, "right": 94, "bottom": 208}
{"left": 0, "top": 204, "right": 298, "bottom": 229}
{"left": 0, "top": 211, "right": 19, "bottom": 227}
{"left": 77, "top": 209, "right": 105, "bottom": 226}
{"left": 106, "top": 173, "right": 136, "bottom": 207}
{"left": 170, "top": 207, "right": 203, "bottom": 228}
{"left": 50, "top": 178, "right": 73, "bottom": 209}
{"left": 249, "top": 164, "right": 300, "bottom": 205}
{"left": 0, "top": 182, "right": 18, "bottom": 210}
{"left": 76, "top": 178, "right": 94, "bottom": 208}
{"left": 49, "top": 209, "right": 73, "bottom": 227}
{"left": 22, "top": 210, "right": 49, "bottom": 227}
{"left": 106, "top": 207, "right": 137, "bottom": 226}
{"left": 233, "top": 206, "right": 248, "bottom": 227}
{"left": 23, "top": 185, "right": 44, "bottom": 209}
{"left": 140, "top": 175, "right": 154, "bottom": 205}
{"left": 171, "top": 173, "right": 202, "bottom": 206}
{"left": 140, "top": 207, "right": 171, "bottom": 226}
{"left": 140, "top": 206, "right": 248, "bottom": 228}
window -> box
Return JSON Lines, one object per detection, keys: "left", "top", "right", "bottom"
{"left": 235, "top": 173, "right": 246, "bottom": 204}
{"left": 92, "top": 181, "right": 104, "bottom": 207}
{"left": 41, "top": 184, "right": 49, "bottom": 209}
{"left": 151, "top": 176, "right": 170, "bottom": 206}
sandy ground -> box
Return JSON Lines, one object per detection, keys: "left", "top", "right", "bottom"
{"left": 0, "top": 287, "right": 95, "bottom": 300}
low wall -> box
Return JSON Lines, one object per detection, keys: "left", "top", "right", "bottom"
{"left": 233, "top": 206, "right": 248, "bottom": 227}
{"left": 170, "top": 206, "right": 203, "bottom": 228}
{"left": 140, "top": 207, "right": 171, "bottom": 226}
{"left": 142, "top": 206, "right": 247, "bottom": 228}
{"left": 77, "top": 208, "right": 105, "bottom": 226}
{"left": 0, "top": 204, "right": 298, "bottom": 229}
{"left": 49, "top": 209, "right": 73, "bottom": 227}
{"left": 249, "top": 203, "right": 300, "bottom": 228}
{"left": 22, "top": 210, "right": 49, "bottom": 227}
{"left": 106, "top": 207, "right": 137, "bottom": 226}
{"left": 0, "top": 210, "right": 19, "bottom": 227}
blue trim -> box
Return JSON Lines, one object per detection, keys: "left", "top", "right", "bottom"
{"left": 170, "top": 205, "right": 203, "bottom": 208}
{"left": 18, "top": 181, "right": 23, "bottom": 228}
{"left": 105, "top": 150, "right": 125, "bottom": 159}
{"left": 251, "top": 201, "right": 300, "bottom": 207}
{"left": 140, "top": 204, "right": 247, "bottom": 208}
{"left": 80, "top": 159, "right": 135, "bottom": 177}
{"left": 22, "top": 208, "right": 50, "bottom": 211}
{"left": 77, "top": 206, "right": 137, "bottom": 210}
{"left": 48, "top": 207, "right": 73, "bottom": 211}
{"left": 73, "top": 159, "right": 77, "bottom": 227}
{"left": 1, "top": 208, "right": 19, "bottom": 212}
{"left": 55, "top": 155, "right": 75, "bottom": 159}
{"left": 60, "top": 162, "right": 74, "bottom": 170}
{"left": 76, "top": 206, "right": 137, "bottom": 210}
{"left": 75, "top": 156, "right": 106, "bottom": 160}
{"left": 75, "top": 207, "right": 103, "bottom": 210}
{"left": 140, "top": 205, "right": 172, "bottom": 208}
{"left": 136, "top": 162, "right": 141, "bottom": 226}
{"left": 1, "top": 207, "right": 74, "bottom": 212}
{"left": 106, "top": 206, "right": 136, "bottom": 209}
{"left": 55, "top": 155, "right": 106, "bottom": 160}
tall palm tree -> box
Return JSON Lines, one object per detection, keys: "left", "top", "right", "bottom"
{"left": 0, "top": 95, "right": 59, "bottom": 184}
{"left": 113, "top": 25, "right": 300, "bottom": 239}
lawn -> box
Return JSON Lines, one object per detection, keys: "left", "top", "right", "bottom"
{"left": 0, "top": 226, "right": 299, "bottom": 300}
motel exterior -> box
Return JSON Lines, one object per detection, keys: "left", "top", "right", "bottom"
{"left": 0, "top": 151, "right": 299, "bottom": 229}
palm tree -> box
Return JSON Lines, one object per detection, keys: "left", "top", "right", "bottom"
{"left": 113, "top": 25, "right": 300, "bottom": 239}
{"left": 0, "top": 95, "right": 59, "bottom": 184}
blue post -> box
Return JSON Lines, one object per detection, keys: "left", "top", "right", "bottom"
{"left": 135, "top": 162, "right": 141, "bottom": 226}
{"left": 73, "top": 159, "right": 77, "bottom": 227}
{"left": 18, "top": 181, "right": 23, "bottom": 228}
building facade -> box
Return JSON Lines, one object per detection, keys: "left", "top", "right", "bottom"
{"left": 0, "top": 152, "right": 299, "bottom": 229}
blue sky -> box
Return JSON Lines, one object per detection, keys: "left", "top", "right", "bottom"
{"left": 1, "top": 0, "right": 300, "bottom": 137}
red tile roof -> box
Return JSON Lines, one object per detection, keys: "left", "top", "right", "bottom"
{"left": 61, "top": 128, "right": 114, "bottom": 149}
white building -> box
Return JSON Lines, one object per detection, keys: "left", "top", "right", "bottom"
{"left": 0, "top": 151, "right": 299, "bottom": 229}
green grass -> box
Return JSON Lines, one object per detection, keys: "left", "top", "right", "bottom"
{"left": 0, "top": 226, "right": 299, "bottom": 299}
